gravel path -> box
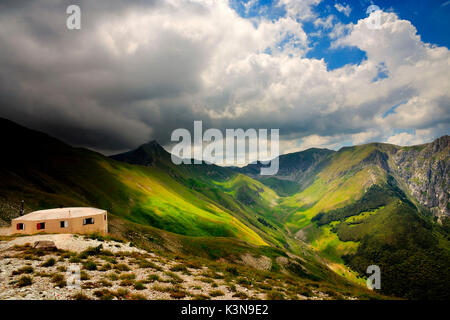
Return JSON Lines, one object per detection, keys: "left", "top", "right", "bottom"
{"left": 0, "top": 234, "right": 146, "bottom": 254}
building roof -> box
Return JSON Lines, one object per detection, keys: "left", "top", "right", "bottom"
{"left": 13, "top": 207, "right": 106, "bottom": 221}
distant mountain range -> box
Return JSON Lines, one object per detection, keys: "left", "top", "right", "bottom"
{"left": 0, "top": 117, "right": 449, "bottom": 299}
{"left": 233, "top": 137, "right": 449, "bottom": 217}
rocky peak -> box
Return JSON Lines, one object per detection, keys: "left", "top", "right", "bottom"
{"left": 110, "top": 140, "right": 169, "bottom": 166}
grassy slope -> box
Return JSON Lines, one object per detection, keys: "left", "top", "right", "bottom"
{"left": 0, "top": 118, "right": 264, "bottom": 246}
{"left": 99, "top": 160, "right": 265, "bottom": 245}
{"left": 280, "top": 145, "right": 386, "bottom": 235}
{"left": 106, "top": 136, "right": 450, "bottom": 299}
{"left": 271, "top": 143, "right": 450, "bottom": 299}
{"left": 107, "top": 214, "right": 386, "bottom": 299}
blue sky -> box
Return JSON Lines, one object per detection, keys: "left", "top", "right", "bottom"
{"left": 232, "top": 0, "right": 450, "bottom": 69}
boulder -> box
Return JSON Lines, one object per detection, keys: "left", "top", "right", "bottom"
{"left": 33, "top": 240, "right": 57, "bottom": 251}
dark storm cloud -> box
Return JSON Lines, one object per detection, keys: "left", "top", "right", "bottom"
{"left": 0, "top": 0, "right": 204, "bottom": 152}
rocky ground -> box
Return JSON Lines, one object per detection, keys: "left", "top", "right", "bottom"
{"left": 0, "top": 234, "right": 332, "bottom": 300}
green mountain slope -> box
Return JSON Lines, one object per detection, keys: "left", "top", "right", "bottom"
{"left": 0, "top": 118, "right": 263, "bottom": 245}
{"left": 110, "top": 141, "right": 304, "bottom": 251}
{"left": 241, "top": 140, "right": 450, "bottom": 299}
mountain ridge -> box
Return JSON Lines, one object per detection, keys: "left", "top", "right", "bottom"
{"left": 0, "top": 117, "right": 449, "bottom": 299}
{"left": 230, "top": 136, "right": 449, "bottom": 217}
{"left": 110, "top": 140, "right": 168, "bottom": 166}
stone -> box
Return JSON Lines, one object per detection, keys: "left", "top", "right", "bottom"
{"left": 33, "top": 240, "right": 57, "bottom": 250}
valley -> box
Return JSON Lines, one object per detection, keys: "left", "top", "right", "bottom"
{"left": 0, "top": 117, "right": 449, "bottom": 299}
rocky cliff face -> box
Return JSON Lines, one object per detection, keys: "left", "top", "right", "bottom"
{"left": 389, "top": 136, "right": 449, "bottom": 217}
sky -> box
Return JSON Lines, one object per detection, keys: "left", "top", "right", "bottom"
{"left": 0, "top": 0, "right": 449, "bottom": 158}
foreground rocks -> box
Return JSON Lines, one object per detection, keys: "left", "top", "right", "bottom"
{"left": 33, "top": 241, "right": 57, "bottom": 251}
{"left": 0, "top": 234, "right": 335, "bottom": 300}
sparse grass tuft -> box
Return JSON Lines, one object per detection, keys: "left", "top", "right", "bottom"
{"left": 130, "top": 293, "right": 146, "bottom": 300}
{"left": 103, "top": 256, "right": 118, "bottom": 265}
{"left": 51, "top": 273, "right": 66, "bottom": 287}
{"left": 98, "top": 279, "right": 113, "bottom": 287}
{"left": 147, "top": 274, "right": 161, "bottom": 282}
{"left": 12, "top": 266, "right": 34, "bottom": 275}
{"left": 185, "top": 261, "right": 202, "bottom": 269}
{"left": 82, "top": 260, "right": 97, "bottom": 271}
{"left": 226, "top": 266, "right": 239, "bottom": 276}
{"left": 79, "top": 245, "right": 103, "bottom": 258}
{"left": 69, "top": 256, "right": 81, "bottom": 263}
{"left": 237, "top": 277, "right": 252, "bottom": 286}
{"left": 57, "top": 266, "right": 67, "bottom": 272}
{"left": 80, "top": 271, "right": 90, "bottom": 280}
{"left": 228, "top": 284, "right": 236, "bottom": 292}
{"left": 99, "top": 263, "right": 112, "bottom": 271}
{"left": 232, "top": 291, "right": 248, "bottom": 299}
{"left": 17, "top": 276, "right": 33, "bottom": 287}
{"left": 72, "top": 292, "right": 90, "bottom": 300}
{"left": 105, "top": 272, "right": 119, "bottom": 281}
{"left": 120, "top": 273, "right": 136, "bottom": 280}
{"left": 120, "top": 279, "right": 135, "bottom": 287}
{"left": 85, "top": 232, "right": 124, "bottom": 243}
{"left": 134, "top": 259, "right": 161, "bottom": 270}
{"left": 164, "top": 271, "right": 183, "bottom": 283}
{"left": 192, "top": 294, "right": 211, "bottom": 300}
{"left": 266, "top": 290, "right": 285, "bottom": 300}
{"left": 93, "top": 289, "right": 114, "bottom": 300}
{"left": 114, "top": 288, "right": 129, "bottom": 299}
{"left": 114, "top": 263, "right": 130, "bottom": 271}
{"left": 23, "top": 254, "right": 40, "bottom": 261}
{"left": 134, "top": 282, "right": 146, "bottom": 290}
{"left": 41, "top": 258, "right": 56, "bottom": 267}
{"left": 170, "top": 264, "right": 187, "bottom": 272}
{"left": 81, "top": 282, "right": 102, "bottom": 289}
{"left": 209, "top": 290, "right": 225, "bottom": 297}
{"left": 170, "top": 290, "right": 187, "bottom": 299}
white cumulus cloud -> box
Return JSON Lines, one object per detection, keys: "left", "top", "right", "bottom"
{"left": 334, "top": 3, "right": 352, "bottom": 17}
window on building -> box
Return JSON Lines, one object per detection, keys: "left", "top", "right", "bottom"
{"left": 104, "top": 214, "right": 106, "bottom": 220}
{"left": 37, "top": 222, "right": 45, "bottom": 230}
{"left": 60, "top": 221, "right": 68, "bottom": 228}
{"left": 83, "top": 217, "right": 94, "bottom": 225}
{"left": 16, "top": 223, "right": 24, "bottom": 230}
